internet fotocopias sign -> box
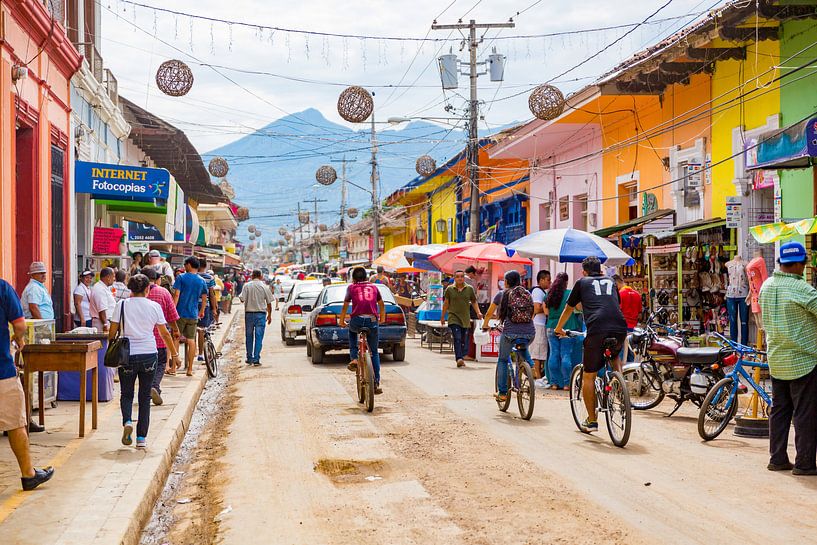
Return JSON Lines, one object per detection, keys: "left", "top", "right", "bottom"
{"left": 75, "top": 161, "right": 170, "bottom": 200}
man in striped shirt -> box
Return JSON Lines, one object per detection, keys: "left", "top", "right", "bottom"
{"left": 759, "top": 241, "right": 817, "bottom": 476}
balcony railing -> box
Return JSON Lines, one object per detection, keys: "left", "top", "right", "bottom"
{"left": 103, "top": 69, "right": 118, "bottom": 105}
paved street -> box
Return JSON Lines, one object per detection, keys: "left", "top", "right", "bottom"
{"left": 154, "top": 309, "right": 817, "bottom": 545}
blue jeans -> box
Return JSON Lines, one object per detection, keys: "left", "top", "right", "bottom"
{"left": 726, "top": 297, "right": 749, "bottom": 346}
{"left": 448, "top": 323, "right": 470, "bottom": 360}
{"left": 496, "top": 333, "right": 535, "bottom": 395}
{"left": 547, "top": 330, "right": 576, "bottom": 388}
{"left": 151, "top": 347, "right": 167, "bottom": 393}
{"left": 119, "top": 353, "right": 158, "bottom": 439}
{"left": 349, "top": 316, "right": 381, "bottom": 384}
{"left": 245, "top": 312, "right": 267, "bottom": 363}
{"left": 619, "top": 328, "right": 635, "bottom": 363}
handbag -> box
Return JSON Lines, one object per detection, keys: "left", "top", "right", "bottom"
{"left": 104, "top": 300, "right": 130, "bottom": 368}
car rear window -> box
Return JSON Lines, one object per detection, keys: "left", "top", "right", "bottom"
{"left": 324, "top": 284, "right": 395, "bottom": 304}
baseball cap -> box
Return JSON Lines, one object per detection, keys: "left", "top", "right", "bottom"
{"left": 28, "top": 261, "right": 47, "bottom": 274}
{"left": 779, "top": 241, "right": 807, "bottom": 264}
{"left": 148, "top": 249, "right": 161, "bottom": 257}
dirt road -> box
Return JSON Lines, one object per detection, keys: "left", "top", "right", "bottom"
{"left": 167, "top": 311, "right": 817, "bottom": 544}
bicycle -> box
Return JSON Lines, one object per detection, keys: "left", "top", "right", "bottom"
{"left": 697, "top": 332, "right": 770, "bottom": 441}
{"left": 355, "top": 326, "right": 375, "bottom": 413}
{"left": 490, "top": 327, "right": 535, "bottom": 420}
{"left": 201, "top": 324, "right": 221, "bottom": 379}
{"left": 565, "top": 330, "right": 632, "bottom": 447}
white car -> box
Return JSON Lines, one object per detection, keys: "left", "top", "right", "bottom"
{"left": 280, "top": 281, "right": 323, "bottom": 345}
{"left": 276, "top": 275, "right": 297, "bottom": 302}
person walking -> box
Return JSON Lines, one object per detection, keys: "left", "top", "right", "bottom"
{"left": 172, "top": 257, "right": 208, "bottom": 376}
{"left": 370, "top": 266, "right": 393, "bottom": 291}
{"left": 197, "top": 259, "right": 218, "bottom": 363}
{"left": 112, "top": 269, "right": 131, "bottom": 303}
{"left": 0, "top": 278, "right": 54, "bottom": 490}
{"left": 613, "top": 274, "right": 642, "bottom": 362}
{"left": 546, "top": 273, "right": 581, "bottom": 390}
{"left": 73, "top": 271, "right": 94, "bottom": 327}
{"left": 20, "top": 262, "right": 54, "bottom": 320}
{"left": 759, "top": 242, "right": 817, "bottom": 475}
{"left": 530, "top": 269, "right": 551, "bottom": 382}
{"left": 109, "top": 274, "right": 179, "bottom": 449}
{"left": 239, "top": 269, "right": 274, "bottom": 366}
{"left": 141, "top": 267, "right": 180, "bottom": 404}
{"left": 441, "top": 270, "right": 482, "bottom": 368}
{"left": 89, "top": 268, "right": 116, "bottom": 333}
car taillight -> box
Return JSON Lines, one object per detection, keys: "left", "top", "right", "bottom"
{"left": 287, "top": 305, "right": 302, "bottom": 314}
{"left": 315, "top": 314, "right": 337, "bottom": 326}
{"left": 385, "top": 312, "right": 405, "bottom": 325}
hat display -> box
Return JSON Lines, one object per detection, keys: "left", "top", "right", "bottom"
{"left": 28, "top": 261, "right": 46, "bottom": 274}
{"left": 779, "top": 241, "right": 807, "bottom": 264}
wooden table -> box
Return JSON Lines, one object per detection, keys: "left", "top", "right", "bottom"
{"left": 22, "top": 341, "right": 102, "bottom": 437}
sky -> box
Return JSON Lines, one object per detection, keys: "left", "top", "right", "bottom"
{"left": 99, "top": 0, "right": 723, "bottom": 155}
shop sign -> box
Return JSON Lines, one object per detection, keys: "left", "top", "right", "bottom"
{"left": 128, "top": 242, "right": 150, "bottom": 254}
{"left": 75, "top": 161, "right": 170, "bottom": 200}
{"left": 646, "top": 243, "right": 681, "bottom": 255}
{"left": 92, "top": 227, "right": 124, "bottom": 255}
{"left": 686, "top": 163, "right": 703, "bottom": 188}
{"left": 752, "top": 170, "right": 777, "bottom": 190}
{"left": 127, "top": 221, "right": 165, "bottom": 242}
{"left": 725, "top": 196, "right": 742, "bottom": 229}
{"left": 340, "top": 250, "right": 348, "bottom": 259}
{"left": 807, "top": 117, "right": 817, "bottom": 156}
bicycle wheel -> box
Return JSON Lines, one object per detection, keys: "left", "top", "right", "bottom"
{"left": 516, "top": 360, "right": 535, "bottom": 420}
{"left": 356, "top": 355, "right": 365, "bottom": 404}
{"left": 698, "top": 376, "right": 738, "bottom": 441}
{"left": 204, "top": 339, "right": 219, "bottom": 379}
{"left": 622, "top": 363, "right": 664, "bottom": 410}
{"left": 569, "top": 364, "right": 588, "bottom": 432}
{"left": 494, "top": 363, "right": 512, "bottom": 412}
{"left": 605, "top": 371, "right": 632, "bottom": 448}
{"left": 362, "top": 351, "right": 375, "bottom": 413}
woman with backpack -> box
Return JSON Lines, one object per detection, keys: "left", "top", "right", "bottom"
{"left": 481, "top": 270, "right": 535, "bottom": 403}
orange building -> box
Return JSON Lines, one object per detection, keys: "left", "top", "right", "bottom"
{"left": 1, "top": 0, "right": 81, "bottom": 324}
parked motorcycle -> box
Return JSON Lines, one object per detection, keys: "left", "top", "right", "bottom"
{"left": 623, "top": 311, "right": 733, "bottom": 415}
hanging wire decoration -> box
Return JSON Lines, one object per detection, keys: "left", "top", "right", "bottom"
{"left": 155, "top": 59, "right": 194, "bottom": 97}
{"left": 278, "top": 227, "right": 287, "bottom": 236}
{"left": 315, "top": 165, "right": 338, "bottom": 186}
{"left": 347, "top": 207, "right": 358, "bottom": 219}
{"left": 528, "top": 84, "right": 565, "bottom": 121}
{"left": 235, "top": 207, "right": 250, "bottom": 221}
{"left": 249, "top": 234, "right": 256, "bottom": 241}
{"left": 208, "top": 156, "right": 229, "bottom": 178}
{"left": 337, "top": 86, "right": 373, "bottom": 123}
{"left": 415, "top": 155, "right": 437, "bottom": 177}
{"left": 254, "top": 229, "right": 262, "bottom": 237}
{"left": 247, "top": 224, "right": 256, "bottom": 233}
{"left": 318, "top": 224, "right": 328, "bottom": 232}
{"left": 298, "top": 211, "right": 310, "bottom": 224}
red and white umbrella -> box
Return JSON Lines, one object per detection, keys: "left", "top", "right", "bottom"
{"left": 427, "top": 242, "right": 481, "bottom": 273}
{"left": 430, "top": 242, "right": 532, "bottom": 274}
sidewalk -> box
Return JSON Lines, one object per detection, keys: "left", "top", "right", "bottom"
{"left": 0, "top": 306, "right": 241, "bottom": 545}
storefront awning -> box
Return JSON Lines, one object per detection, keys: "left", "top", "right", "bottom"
{"left": 750, "top": 217, "right": 817, "bottom": 244}
{"left": 649, "top": 218, "right": 726, "bottom": 239}
{"left": 746, "top": 118, "right": 816, "bottom": 171}
{"left": 593, "top": 209, "right": 675, "bottom": 238}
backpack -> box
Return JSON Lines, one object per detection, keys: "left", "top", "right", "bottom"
{"left": 504, "top": 285, "right": 534, "bottom": 323}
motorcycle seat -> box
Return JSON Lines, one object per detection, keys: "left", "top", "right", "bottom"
{"left": 676, "top": 347, "right": 721, "bottom": 365}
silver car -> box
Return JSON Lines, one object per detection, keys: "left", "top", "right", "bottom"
{"left": 280, "top": 281, "right": 323, "bottom": 345}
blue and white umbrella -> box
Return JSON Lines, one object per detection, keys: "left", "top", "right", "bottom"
{"left": 507, "top": 228, "right": 634, "bottom": 266}
{"left": 404, "top": 243, "right": 450, "bottom": 271}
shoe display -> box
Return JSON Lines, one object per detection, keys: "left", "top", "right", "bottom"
{"left": 21, "top": 467, "right": 54, "bottom": 491}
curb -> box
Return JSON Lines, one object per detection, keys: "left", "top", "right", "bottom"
{"left": 118, "top": 307, "right": 241, "bottom": 545}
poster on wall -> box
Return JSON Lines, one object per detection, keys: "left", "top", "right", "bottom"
{"left": 92, "top": 227, "right": 124, "bottom": 255}
{"left": 127, "top": 221, "right": 165, "bottom": 242}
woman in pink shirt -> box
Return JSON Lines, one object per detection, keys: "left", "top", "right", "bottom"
{"left": 339, "top": 267, "right": 386, "bottom": 394}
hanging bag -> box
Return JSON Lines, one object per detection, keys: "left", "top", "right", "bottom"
{"left": 104, "top": 300, "right": 130, "bottom": 368}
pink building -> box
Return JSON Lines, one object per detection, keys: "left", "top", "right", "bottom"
{"left": 489, "top": 122, "right": 603, "bottom": 280}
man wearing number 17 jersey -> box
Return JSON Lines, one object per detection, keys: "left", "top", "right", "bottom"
{"left": 554, "top": 257, "right": 627, "bottom": 432}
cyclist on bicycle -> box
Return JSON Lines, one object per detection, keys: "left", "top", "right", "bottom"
{"left": 554, "top": 257, "right": 627, "bottom": 432}
{"left": 482, "top": 270, "right": 535, "bottom": 403}
{"left": 339, "top": 267, "right": 386, "bottom": 395}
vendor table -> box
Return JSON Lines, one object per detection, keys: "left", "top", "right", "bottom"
{"left": 418, "top": 320, "right": 452, "bottom": 353}
{"left": 55, "top": 333, "right": 114, "bottom": 401}
{"left": 22, "top": 341, "right": 101, "bottom": 438}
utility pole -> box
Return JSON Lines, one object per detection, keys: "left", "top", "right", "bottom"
{"left": 296, "top": 202, "right": 303, "bottom": 264}
{"left": 432, "top": 19, "right": 514, "bottom": 241}
{"left": 303, "top": 197, "right": 327, "bottom": 270}
{"left": 330, "top": 156, "right": 356, "bottom": 231}
{"left": 370, "top": 98, "right": 380, "bottom": 259}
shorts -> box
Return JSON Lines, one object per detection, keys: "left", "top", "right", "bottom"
{"left": 198, "top": 306, "right": 213, "bottom": 328}
{"left": 0, "top": 376, "right": 27, "bottom": 432}
{"left": 582, "top": 332, "right": 626, "bottom": 374}
{"left": 178, "top": 317, "right": 198, "bottom": 339}
{"left": 529, "top": 324, "right": 549, "bottom": 360}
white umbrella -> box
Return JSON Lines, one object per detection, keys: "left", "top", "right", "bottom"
{"left": 507, "top": 228, "right": 634, "bottom": 266}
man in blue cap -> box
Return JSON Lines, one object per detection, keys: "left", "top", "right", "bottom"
{"left": 759, "top": 241, "right": 817, "bottom": 475}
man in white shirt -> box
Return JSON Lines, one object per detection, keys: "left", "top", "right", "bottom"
{"left": 89, "top": 268, "right": 116, "bottom": 333}
{"left": 530, "top": 270, "right": 551, "bottom": 381}
{"left": 73, "top": 271, "right": 93, "bottom": 327}
{"left": 146, "top": 250, "right": 174, "bottom": 286}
